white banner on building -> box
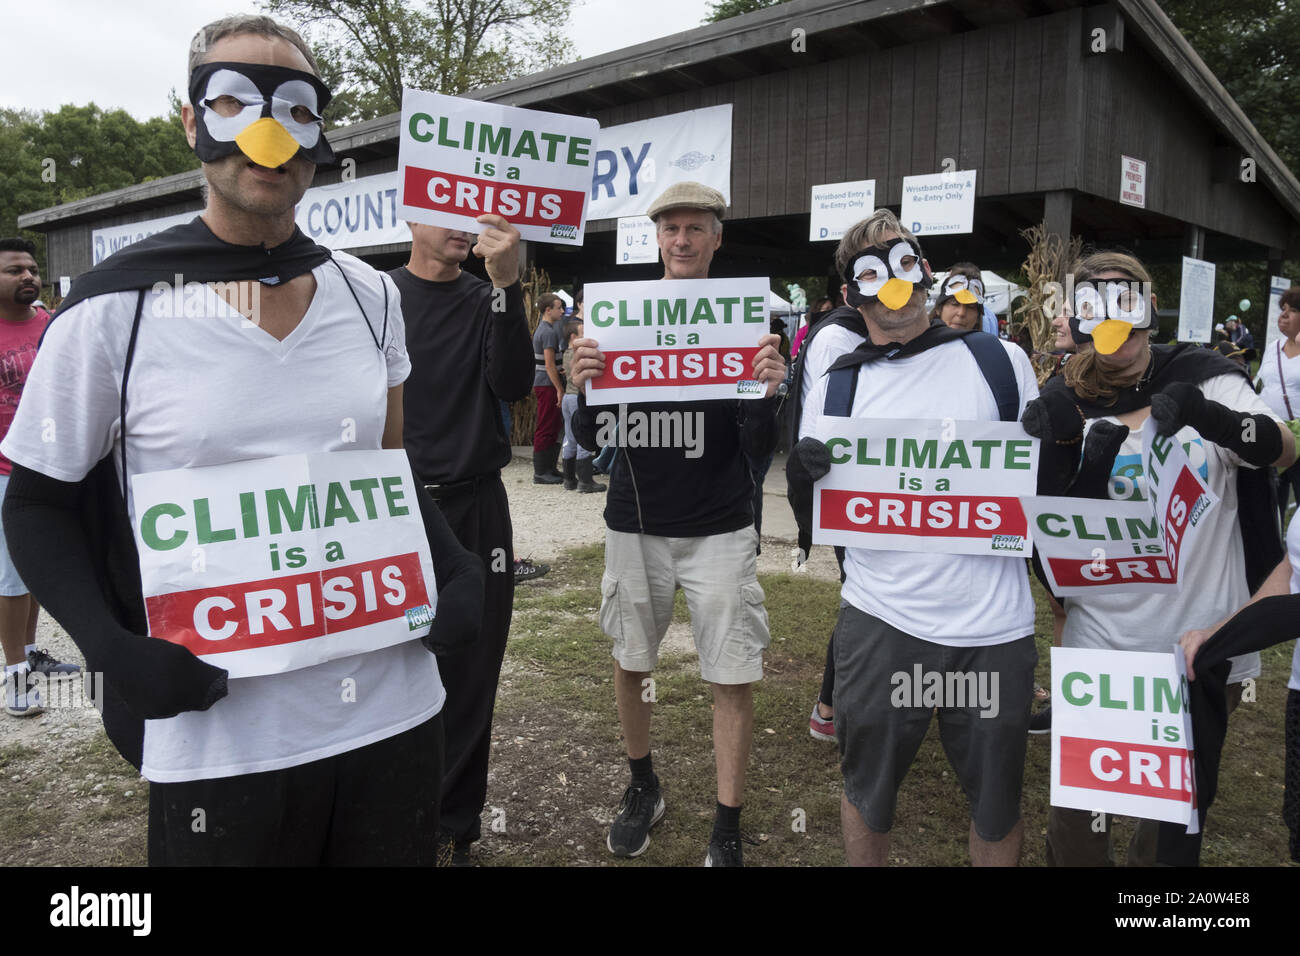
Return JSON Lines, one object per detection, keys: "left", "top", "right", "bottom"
{"left": 92, "top": 212, "right": 196, "bottom": 265}
{"left": 588, "top": 105, "right": 732, "bottom": 221}
{"left": 297, "top": 171, "right": 410, "bottom": 250}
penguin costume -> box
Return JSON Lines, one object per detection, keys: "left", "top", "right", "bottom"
{"left": 1022, "top": 276, "right": 1286, "bottom": 866}
{"left": 2, "top": 61, "right": 481, "bottom": 784}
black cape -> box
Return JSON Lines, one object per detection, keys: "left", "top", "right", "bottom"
{"left": 49, "top": 218, "right": 333, "bottom": 768}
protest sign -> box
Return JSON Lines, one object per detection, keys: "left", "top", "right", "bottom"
{"left": 397, "top": 89, "right": 599, "bottom": 245}
{"left": 1051, "top": 646, "right": 1198, "bottom": 829}
{"left": 1177, "top": 256, "right": 1215, "bottom": 344}
{"left": 588, "top": 105, "right": 732, "bottom": 220}
{"left": 1143, "top": 427, "right": 1219, "bottom": 580}
{"left": 616, "top": 216, "right": 658, "bottom": 265}
{"left": 809, "top": 180, "right": 875, "bottom": 241}
{"left": 132, "top": 450, "right": 437, "bottom": 680}
{"left": 900, "top": 170, "right": 976, "bottom": 236}
{"left": 583, "top": 277, "right": 770, "bottom": 404}
{"left": 1022, "top": 497, "right": 1177, "bottom": 595}
{"left": 811, "top": 417, "right": 1039, "bottom": 556}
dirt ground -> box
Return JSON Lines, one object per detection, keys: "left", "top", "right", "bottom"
{"left": 0, "top": 449, "right": 841, "bottom": 866}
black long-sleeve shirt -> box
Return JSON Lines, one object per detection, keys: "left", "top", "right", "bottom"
{"left": 391, "top": 269, "right": 533, "bottom": 484}
{"left": 574, "top": 393, "right": 781, "bottom": 537}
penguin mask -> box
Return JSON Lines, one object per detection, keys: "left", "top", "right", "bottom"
{"left": 843, "top": 237, "right": 932, "bottom": 311}
{"left": 189, "top": 61, "right": 334, "bottom": 169}
{"left": 939, "top": 273, "right": 984, "bottom": 306}
{"left": 1068, "top": 278, "right": 1152, "bottom": 355}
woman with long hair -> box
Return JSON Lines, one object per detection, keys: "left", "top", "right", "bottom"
{"left": 1021, "top": 249, "right": 1296, "bottom": 866}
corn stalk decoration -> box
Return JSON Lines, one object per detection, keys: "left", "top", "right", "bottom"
{"left": 1011, "top": 221, "right": 1082, "bottom": 385}
{"left": 511, "top": 266, "right": 552, "bottom": 446}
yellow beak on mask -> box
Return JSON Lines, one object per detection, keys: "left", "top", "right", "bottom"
{"left": 952, "top": 289, "right": 978, "bottom": 305}
{"left": 878, "top": 278, "right": 914, "bottom": 311}
{"left": 234, "top": 117, "right": 301, "bottom": 169}
{"left": 1091, "top": 319, "right": 1134, "bottom": 355}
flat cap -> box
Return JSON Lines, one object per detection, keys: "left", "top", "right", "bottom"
{"left": 646, "top": 181, "right": 727, "bottom": 221}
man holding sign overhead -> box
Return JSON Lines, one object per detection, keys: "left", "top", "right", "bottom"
{"left": 569, "top": 183, "right": 787, "bottom": 866}
{"left": 790, "top": 209, "right": 1041, "bottom": 866}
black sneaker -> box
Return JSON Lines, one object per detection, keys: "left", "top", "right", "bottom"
{"left": 514, "top": 558, "right": 550, "bottom": 582}
{"left": 435, "top": 831, "right": 472, "bottom": 867}
{"left": 705, "top": 835, "right": 744, "bottom": 867}
{"left": 27, "top": 648, "right": 80, "bottom": 676}
{"left": 1028, "top": 704, "right": 1051, "bottom": 735}
{"left": 607, "top": 778, "right": 664, "bottom": 858}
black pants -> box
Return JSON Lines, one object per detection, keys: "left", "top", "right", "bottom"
{"left": 1277, "top": 462, "right": 1300, "bottom": 523}
{"left": 430, "top": 474, "right": 515, "bottom": 843}
{"left": 148, "top": 713, "right": 443, "bottom": 866}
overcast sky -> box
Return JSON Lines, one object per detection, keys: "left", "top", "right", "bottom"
{"left": 1, "top": 0, "right": 716, "bottom": 119}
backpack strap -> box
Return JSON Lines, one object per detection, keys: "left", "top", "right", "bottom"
{"left": 823, "top": 364, "right": 860, "bottom": 417}
{"left": 960, "top": 331, "right": 1019, "bottom": 422}
{"left": 118, "top": 289, "right": 147, "bottom": 502}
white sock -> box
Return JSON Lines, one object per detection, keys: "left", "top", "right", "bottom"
{"left": 24, "top": 643, "right": 36, "bottom": 655}
{"left": 4, "top": 661, "right": 30, "bottom": 677}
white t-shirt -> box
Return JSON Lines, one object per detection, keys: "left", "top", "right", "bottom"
{"left": 798, "top": 323, "right": 866, "bottom": 436}
{"left": 802, "top": 336, "right": 1040, "bottom": 645}
{"left": 1061, "top": 373, "right": 1273, "bottom": 684}
{"left": 1285, "top": 514, "right": 1300, "bottom": 692}
{"left": 1, "top": 252, "right": 444, "bottom": 782}
{"left": 1256, "top": 339, "right": 1300, "bottom": 422}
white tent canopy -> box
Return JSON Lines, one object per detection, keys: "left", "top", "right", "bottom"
{"left": 768, "top": 290, "right": 792, "bottom": 315}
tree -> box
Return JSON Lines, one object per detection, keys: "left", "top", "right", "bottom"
{"left": 1161, "top": 0, "right": 1300, "bottom": 175}
{"left": 1, "top": 105, "right": 197, "bottom": 272}
{"left": 703, "top": 0, "right": 785, "bottom": 23}
{"left": 263, "top": 0, "right": 576, "bottom": 125}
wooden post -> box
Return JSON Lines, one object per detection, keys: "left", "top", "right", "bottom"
{"left": 1044, "top": 190, "right": 1073, "bottom": 247}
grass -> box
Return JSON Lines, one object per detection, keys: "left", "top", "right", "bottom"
{"left": 488, "top": 543, "right": 1297, "bottom": 867}
{"left": 1, "top": 541, "right": 1293, "bottom": 866}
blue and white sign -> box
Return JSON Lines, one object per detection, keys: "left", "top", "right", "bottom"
{"left": 297, "top": 171, "right": 409, "bottom": 250}
{"left": 92, "top": 212, "right": 196, "bottom": 265}
{"left": 900, "top": 169, "right": 977, "bottom": 236}
{"left": 809, "top": 180, "right": 875, "bottom": 241}
{"left": 616, "top": 215, "right": 658, "bottom": 265}
{"left": 589, "top": 105, "right": 732, "bottom": 221}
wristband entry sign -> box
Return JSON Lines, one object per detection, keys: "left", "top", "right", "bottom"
{"left": 131, "top": 450, "right": 437, "bottom": 679}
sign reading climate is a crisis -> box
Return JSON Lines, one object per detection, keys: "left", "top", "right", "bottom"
{"left": 398, "top": 88, "right": 599, "bottom": 245}
{"left": 812, "top": 417, "right": 1039, "bottom": 557}
{"left": 1021, "top": 428, "right": 1219, "bottom": 596}
{"left": 1051, "top": 646, "right": 1199, "bottom": 830}
{"left": 583, "top": 278, "right": 771, "bottom": 404}
{"left": 131, "top": 450, "right": 438, "bottom": 680}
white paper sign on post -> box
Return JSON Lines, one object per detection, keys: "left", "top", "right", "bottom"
{"left": 583, "top": 278, "right": 769, "bottom": 404}
{"left": 1051, "top": 646, "right": 1198, "bottom": 829}
{"left": 616, "top": 216, "right": 658, "bottom": 265}
{"left": 811, "top": 417, "right": 1039, "bottom": 557}
{"left": 59, "top": 277, "right": 71, "bottom": 297}
{"left": 1177, "top": 256, "right": 1215, "bottom": 344}
{"left": 1021, "top": 497, "right": 1177, "bottom": 596}
{"left": 131, "top": 450, "right": 438, "bottom": 680}
{"left": 809, "top": 180, "right": 876, "bottom": 241}
{"left": 1264, "top": 274, "right": 1292, "bottom": 353}
{"left": 900, "top": 170, "right": 976, "bottom": 236}
{"left": 1120, "top": 155, "right": 1147, "bottom": 208}
{"left": 397, "top": 88, "right": 599, "bottom": 245}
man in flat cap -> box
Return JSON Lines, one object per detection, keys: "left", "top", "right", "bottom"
{"left": 569, "top": 182, "right": 787, "bottom": 866}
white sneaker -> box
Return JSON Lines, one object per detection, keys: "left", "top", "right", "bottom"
{"left": 5, "top": 666, "right": 44, "bottom": 717}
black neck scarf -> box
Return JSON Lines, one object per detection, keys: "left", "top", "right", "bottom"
{"left": 1041, "top": 342, "right": 1248, "bottom": 416}
{"left": 58, "top": 216, "right": 332, "bottom": 315}
{"left": 826, "top": 319, "right": 975, "bottom": 373}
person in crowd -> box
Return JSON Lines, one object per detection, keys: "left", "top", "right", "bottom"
{"left": 1254, "top": 286, "right": 1300, "bottom": 521}
{"left": 1022, "top": 249, "right": 1294, "bottom": 865}
{"left": 568, "top": 181, "right": 786, "bottom": 866}
{"left": 931, "top": 262, "right": 985, "bottom": 331}
{"left": 531, "top": 293, "right": 567, "bottom": 485}
{"left": 560, "top": 316, "right": 604, "bottom": 493}
{"left": 789, "top": 209, "right": 1040, "bottom": 866}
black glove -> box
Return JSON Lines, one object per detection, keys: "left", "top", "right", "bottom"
{"left": 1070, "top": 420, "right": 1129, "bottom": 499}
{"left": 411, "top": 480, "right": 484, "bottom": 657}
{"left": 792, "top": 436, "right": 832, "bottom": 483}
{"left": 1150, "top": 382, "right": 1281, "bottom": 467}
{"left": 1022, "top": 390, "right": 1084, "bottom": 495}
{"left": 91, "top": 627, "right": 228, "bottom": 721}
